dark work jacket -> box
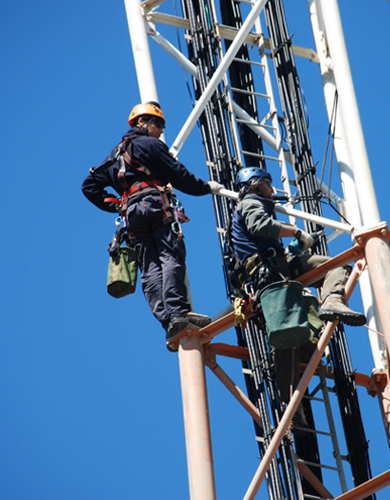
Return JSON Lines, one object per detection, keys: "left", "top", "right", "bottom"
{"left": 81, "top": 128, "right": 211, "bottom": 213}
{"left": 231, "top": 194, "right": 284, "bottom": 262}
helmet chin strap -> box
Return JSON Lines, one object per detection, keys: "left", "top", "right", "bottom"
{"left": 251, "top": 181, "right": 263, "bottom": 195}
{"left": 136, "top": 120, "right": 150, "bottom": 135}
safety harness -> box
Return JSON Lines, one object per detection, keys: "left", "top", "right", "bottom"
{"left": 93, "top": 135, "right": 189, "bottom": 238}
{"left": 223, "top": 218, "right": 281, "bottom": 299}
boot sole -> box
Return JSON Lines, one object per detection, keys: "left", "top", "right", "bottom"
{"left": 166, "top": 317, "right": 212, "bottom": 348}
{"left": 318, "top": 309, "right": 366, "bottom": 327}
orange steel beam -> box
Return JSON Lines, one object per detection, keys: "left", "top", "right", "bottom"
{"left": 205, "top": 352, "right": 263, "bottom": 427}
{"left": 299, "top": 363, "right": 385, "bottom": 396}
{"left": 205, "top": 342, "right": 250, "bottom": 361}
{"left": 355, "top": 223, "right": 390, "bottom": 448}
{"left": 295, "top": 244, "right": 363, "bottom": 288}
{"left": 177, "top": 328, "right": 217, "bottom": 500}
{"left": 332, "top": 469, "right": 390, "bottom": 500}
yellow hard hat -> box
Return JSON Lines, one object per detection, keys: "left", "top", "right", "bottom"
{"left": 128, "top": 102, "right": 165, "bottom": 127}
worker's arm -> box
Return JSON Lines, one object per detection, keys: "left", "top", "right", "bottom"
{"left": 242, "top": 198, "right": 314, "bottom": 250}
{"left": 278, "top": 223, "right": 297, "bottom": 238}
{"left": 279, "top": 224, "right": 314, "bottom": 250}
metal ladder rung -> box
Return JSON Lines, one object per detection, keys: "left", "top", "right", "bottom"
{"left": 298, "top": 427, "right": 334, "bottom": 437}
{"left": 303, "top": 495, "right": 324, "bottom": 500}
{"left": 228, "top": 86, "right": 270, "bottom": 100}
{"left": 296, "top": 458, "right": 341, "bottom": 473}
{"left": 235, "top": 118, "right": 276, "bottom": 131}
{"left": 233, "top": 57, "right": 265, "bottom": 68}
{"left": 303, "top": 395, "right": 327, "bottom": 403}
{"left": 233, "top": 0, "right": 257, "bottom": 6}
{"left": 240, "top": 150, "right": 282, "bottom": 162}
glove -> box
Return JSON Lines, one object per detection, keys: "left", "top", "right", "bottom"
{"left": 208, "top": 180, "right": 224, "bottom": 194}
{"left": 294, "top": 229, "right": 314, "bottom": 252}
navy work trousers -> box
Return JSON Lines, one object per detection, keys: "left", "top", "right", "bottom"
{"left": 127, "top": 192, "right": 191, "bottom": 330}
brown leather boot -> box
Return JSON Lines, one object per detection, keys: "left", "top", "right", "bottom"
{"left": 318, "top": 294, "right": 366, "bottom": 327}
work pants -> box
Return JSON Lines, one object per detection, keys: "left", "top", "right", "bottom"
{"left": 278, "top": 252, "right": 351, "bottom": 302}
{"left": 127, "top": 193, "right": 191, "bottom": 330}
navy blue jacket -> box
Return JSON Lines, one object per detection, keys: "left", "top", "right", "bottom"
{"left": 81, "top": 128, "right": 210, "bottom": 212}
{"left": 231, "top": 194, "right": 284, "bottom": 262}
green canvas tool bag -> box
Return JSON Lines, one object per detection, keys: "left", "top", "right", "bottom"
{"left": 259, "top": 280, "right": 310, "bottom": 349}
{"left": 107, "top": 246, "right": 138, "bottom": 298}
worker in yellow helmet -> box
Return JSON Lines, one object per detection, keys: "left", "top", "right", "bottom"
{"left": 82, "top": 102, "right": 223, "bottom": 349}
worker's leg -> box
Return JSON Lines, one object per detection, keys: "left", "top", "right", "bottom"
{"left": 153, "top": 222, "right": 191, "bottom": 320}
{"left": 132, "top": 234, "right": 170, "bottom": 330}
{"left": 126, "top": 194, "right": 175, "bottom": 330}
{"left": 127, "top": 194, "right": 210, "bottom": 339}
{"left": 281, "top": 253, "right": 365, "bottom": 326}
{"left": 274, "top": 347, "right": 308, "bottom": 434}
{"left": 274, "top": 348, "right": 298, "bottom": 403}
{"left": 281, "top": 253, "right": 347, "bottom": 297}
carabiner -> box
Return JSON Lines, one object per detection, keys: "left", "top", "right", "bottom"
{"left": 115, "top": 216, "right": 126, "bottom": 228}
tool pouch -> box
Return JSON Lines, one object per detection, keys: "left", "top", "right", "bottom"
{"left": 107, "top": 246, "right": 138, "bottom": 298}
{"left": 259, "top": 280, "right": 310, "bottom": 349}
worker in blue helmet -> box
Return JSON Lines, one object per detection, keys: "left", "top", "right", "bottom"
{"left": 231, "top": 166, "right": 366, "bottom": 433}
{"left": 231, "top": 166, "right": 366, "bottom": 326}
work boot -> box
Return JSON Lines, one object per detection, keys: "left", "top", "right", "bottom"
{"left": 318, "top": 294, "right": 366, "bottom": 327}
{"left": 166, "top": 312, "right": 212, "bottom": 350}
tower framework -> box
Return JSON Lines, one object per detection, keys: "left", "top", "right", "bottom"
{"left": 125, "top": 0, "right": 390, "bottom": 498}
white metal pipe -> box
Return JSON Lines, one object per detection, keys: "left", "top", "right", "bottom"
{"left": 309, "top": 0, "right": 362, "bottom": 229}
{"left": 309, "top": 0, "right": 385, "bottom": 370}
{"left": 231, "top": 102, "right": 278, "bottom": 150}
{"left": 124, "top": 0, "right": 160, "bottom": 104}
{"left": 218, "top": 188, "right": 354, "bottom": 234}
{"left": 318, "top": 0, "right": 380, "bottom": 227}
{"left": 169, "top": 0, "right": 268, "bottom": 158}
{"left": 149, "top": 29, "right": 197, "bottom": 76}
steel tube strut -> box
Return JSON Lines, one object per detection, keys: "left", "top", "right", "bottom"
{"left": 124, "top": 0, "right": 160, "bottom": 104}
{"left": 359, "top": 225, "right": 390, "bottom": 368}
{"left": 178, "top": 329, "right": 217, "bottom": 500}
{"left": 356, "top": 224, "right": 390, "bottom": 447}
{"left": 169, "top": 0, "right": 268, "bottom": 158}
{"left": 218, "top": 188, "right": 354, "bottom": 234}
{"left": 205, "top": 354, "right": 263, "bottom": 427}
{"left": 243, "top": 265, "right": 360, "bottom": 500}
{"left": 333, "top": 469, "right": 390, "bottom": 500}
{"left": 318, "top": 0, "right": 380, "bottom": 227}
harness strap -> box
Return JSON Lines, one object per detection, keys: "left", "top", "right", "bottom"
{"left": 122, "top": 179, "right": 163, "bottom": 200}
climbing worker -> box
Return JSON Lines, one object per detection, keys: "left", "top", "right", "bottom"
{"left": 230, "top": 166, "right": 366, "bottom": 434}
{"left": 81, "top": 101, "right": 223, "bottom": 345}
{"left": 231, "top": 167, "right": 366, "bottom": 326}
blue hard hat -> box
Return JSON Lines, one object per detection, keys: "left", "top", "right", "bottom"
{"left": 235, "top": 167, "right": 272, "bottom": 186}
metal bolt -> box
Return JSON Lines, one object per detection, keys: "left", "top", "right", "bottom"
{"left": 186, "top": 328, "right": 192, "bottom": 335}
{"left": 381, "top": 229, "right": 387, "bottom": 235}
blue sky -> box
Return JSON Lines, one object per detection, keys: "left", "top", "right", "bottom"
{"left": 1, "top": 1, "right": 390, "bottom": 499}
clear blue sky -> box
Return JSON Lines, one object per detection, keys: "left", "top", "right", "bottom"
{"left": 1, "top": 1, "right": 390, "bottom": 499}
